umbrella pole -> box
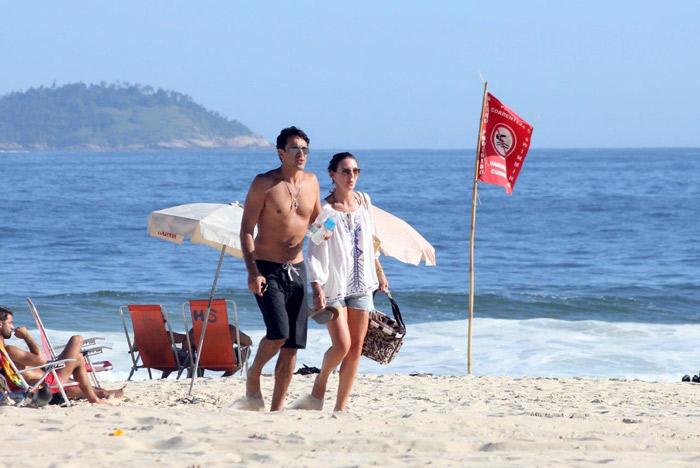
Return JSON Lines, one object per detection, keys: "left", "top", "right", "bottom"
{"left": 188, "top": 246, "right": 227, "bottom": 397}
{"left": 231, "top": 301, "right": 244, "bottom": 376}
{"left": 468, "top": 81, "right": 488, "bottom": 375}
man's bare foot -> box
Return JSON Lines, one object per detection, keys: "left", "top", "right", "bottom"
{"left": 92, "top": 398, "right": 113, "bottom": 406}
{"left": 106, "top": 385, "right": 127, "bottom": 399}
{"left": 95, "top": 385, "right": 126, "bottom": 400}
{"left": 230, "top": 394, "right": 266, "bottom": 411}
{"left": 289, "top": 394, "right": 323, "bottom": 410}
{"left": 246, "top": 372, "right": 262, "bottom": 399}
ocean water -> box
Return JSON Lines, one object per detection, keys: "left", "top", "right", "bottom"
{"left": 1, "top": 148, "right": 698, "bottom": 382}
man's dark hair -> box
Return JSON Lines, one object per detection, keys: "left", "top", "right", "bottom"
{"left": 0, "top": 306, "right": 13, "bottom": 322}
{"left": 276, "top": 126, "right": 310, "bottom": 150}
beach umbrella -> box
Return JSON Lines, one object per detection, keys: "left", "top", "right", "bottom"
{"left": 147, "top": 202, "right": 252, "bottom": 396}
{"left": 371, "top": 206, "right": 436, "bottom": 266}
{"left": 148, "top": 202, "right": 248, "bottom": 258}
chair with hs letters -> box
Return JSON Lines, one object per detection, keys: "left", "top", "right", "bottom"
{"left": 184, "top": 299, "right": 249, "bottom": 377}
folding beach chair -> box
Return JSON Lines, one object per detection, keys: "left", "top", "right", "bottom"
{"left": 0, "top": 343, "right": 76, "bottom": 407}
{"left": 0, "top": 374, "right": 15, "bottom": 405}
{"left": 0, "top": 374, "right": 28, "bottom": 406}
{"left": 184, "top": 299, "right": 249, "bottom": 377}
{"left": 119, "top": 304, "right": 192, "bottom": 380}
{"left": 26, "top": 298, "right": 113, "bottom": 388}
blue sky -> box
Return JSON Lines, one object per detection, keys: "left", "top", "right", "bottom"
{"left": 1, "top": 1, "right": 698, "bottom": 149}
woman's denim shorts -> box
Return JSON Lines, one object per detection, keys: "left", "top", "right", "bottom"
{"left": 328, "top": 293, "right": 374, "bottom": 312}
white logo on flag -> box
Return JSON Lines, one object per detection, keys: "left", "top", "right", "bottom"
{"left": 491, "top": 124, "right": 516, "bottom": 158}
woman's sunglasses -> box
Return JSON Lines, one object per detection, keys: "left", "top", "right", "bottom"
{"left": 340, "top": 168, "right": 361, "bottom": 177}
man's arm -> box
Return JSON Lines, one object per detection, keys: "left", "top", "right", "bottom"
{"left": 7, "top": 326, "right": 47, "bottom": 368}
{"left": 240, "top": 175, "right": 267, "bottom": 296}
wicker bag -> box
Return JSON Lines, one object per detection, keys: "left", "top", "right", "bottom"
{"left": 362, "top": 290, "right": 406, "bottom": 364}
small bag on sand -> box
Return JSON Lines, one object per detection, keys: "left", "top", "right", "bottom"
{"left": 362, "top": 290, "right": 406, "bottom": 364}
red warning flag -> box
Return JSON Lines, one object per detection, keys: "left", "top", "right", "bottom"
{"left": 478, "top": 93, "right": 533, "bottom": 194}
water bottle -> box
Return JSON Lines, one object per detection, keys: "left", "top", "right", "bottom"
{"left": 307, "top": 205, "right": 336, "bottom": 245}
{"left": 309, "top": 216, "right": 336, "bottom": 245}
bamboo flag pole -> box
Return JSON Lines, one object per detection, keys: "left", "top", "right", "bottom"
{"left": 468, "top": 81, "right": 489, "bottom": 374}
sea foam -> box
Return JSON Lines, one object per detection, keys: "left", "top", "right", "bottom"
{"left": 27, "top": 317, "right": 699, "bottom": 383}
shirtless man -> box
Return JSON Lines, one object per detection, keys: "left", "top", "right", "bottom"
{"left": 0, "top": 306, "right": 124, "bottom": 405}
{"left": 238, "top": 126, "right": 323, "bottom": 411}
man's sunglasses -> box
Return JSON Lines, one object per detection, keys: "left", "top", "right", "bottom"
{"left": 340, "top": 168, "right": 361, "bottom": 176}
{"left": 288, "top": 146, "right": 310, "bottom": 155}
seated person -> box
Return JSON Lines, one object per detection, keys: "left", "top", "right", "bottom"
{"left": 0, "top": 306, "right": 124, "bottom": 405}
{"left": 174, "top": 324, "right": 253, "bottom": 378}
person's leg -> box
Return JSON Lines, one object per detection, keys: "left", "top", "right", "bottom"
{"left": 229, "top": 324, "right": 253, "bottom": 347}
{"left": 270, "top": 260, "right": 307, "bottom": 411}
{"left": 311, "top": 306, "right": 351, "bottom": 402}
{"left": 55, "top": 335, "right": 105, "bottom": 404}
{"left": 222, "top": 325, "right": 254, "bottom": 377}
{"left": 93, "top": 385, "right": 126, "bottom": 399}
{"left": 244, "top": 261, "right": 290, "bottom": 403}
{"left": 270, "top": 347, "right": 297, "bottom": 411}
{"left": 245, "top": 336, "right": 285, "bottom": 399}
{"left": 221, "top": 324, "right": 253, "bottom": 377}
{"left": 334, "top": 307, "right": 369, "bottom": 411}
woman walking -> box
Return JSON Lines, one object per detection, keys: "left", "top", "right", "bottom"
{"left": 295, "top": 152, "right": 388, "bottom": 411}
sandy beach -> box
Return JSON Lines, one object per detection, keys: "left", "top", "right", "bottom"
{"left": 3, "top": 374, "right": 699, "bottom": 466}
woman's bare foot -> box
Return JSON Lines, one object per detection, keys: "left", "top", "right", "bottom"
{"left": 310, "top": 374, "right": 327, "bottom": 401}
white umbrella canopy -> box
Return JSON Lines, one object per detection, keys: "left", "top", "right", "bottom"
{"left": 148, "top": 202, "right": 252, "bottom": 258}
{"left": 146, "top": 202, "right": 251, "bottom": 398}
{"left": 148, "top": 202, "right": 433, "bottom": 265}
{"left": 371, "top": 206, "right": 436, "bottom": 266}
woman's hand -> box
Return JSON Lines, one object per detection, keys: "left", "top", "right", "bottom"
{"left": 311, "top": 282, "right": 327, "bottom": 311}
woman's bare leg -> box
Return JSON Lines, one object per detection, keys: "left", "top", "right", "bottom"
{"left": 334, "top": 308, "right": 369, "bottom": 412}
{"left": 311, "top": 307, "right": 351, "bottom": 402}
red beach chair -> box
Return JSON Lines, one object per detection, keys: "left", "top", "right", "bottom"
{"left": 119, "top": 304, "right": 192, "bottom": 380}
{"left": 26, "top": 298, "right": 113, "bottom": 388}
{"left": 184, "top": 299, "right": 248, "bottom": 376}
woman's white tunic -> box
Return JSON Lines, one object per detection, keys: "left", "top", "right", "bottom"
{"left": 306, "top": 193, "right": 379, "bottom": 303}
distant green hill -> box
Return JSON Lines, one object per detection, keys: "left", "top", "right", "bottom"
{"left": 0, "top": 82, "right": 270, "bottom": 150}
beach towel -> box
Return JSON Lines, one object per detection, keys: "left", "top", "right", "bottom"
{"left": 0, "top": 344, "right": 24, "bottom": 390}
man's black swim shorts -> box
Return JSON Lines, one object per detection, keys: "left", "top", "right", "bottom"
{"left": 253, "top": 260, "right": 308, "bottom": 349}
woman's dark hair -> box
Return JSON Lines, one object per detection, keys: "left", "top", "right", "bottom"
{"left": 327, "top": 152, "right": 357, "bottom": 172}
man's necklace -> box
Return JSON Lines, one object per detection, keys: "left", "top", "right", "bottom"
{"left": 285, "top": 180, "right": 302, "bottom": 209}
